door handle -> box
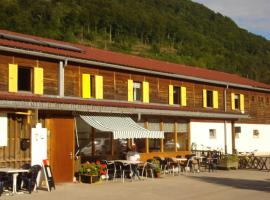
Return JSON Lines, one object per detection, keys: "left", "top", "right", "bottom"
{"left": 69, "top": 152, "right": 73, "bottom": 159}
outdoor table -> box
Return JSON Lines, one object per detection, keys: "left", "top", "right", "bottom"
{"left": 171, "top": 157, "right": 187, "bottom": 163}
{"left": 113, "top": 160, "right": 144, "bottom": 165}
{"left": 0, "top": 168, "right": 29, "bottom": 194}
{"left": 113, "top": 160, "right": 144, "bottom": 180}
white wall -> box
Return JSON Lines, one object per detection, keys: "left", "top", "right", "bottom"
{"left": 190, "top": 122, "right": 270, "bottom": 154}
{"left": 235, "top": 123, "right": 270, "bottom": 154}
{"left": 190, "top": 121, "right": 232, "bottom": 154}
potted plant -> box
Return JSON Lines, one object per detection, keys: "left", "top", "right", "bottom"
{"left": 79, "top": 161, "right": 107, "bottom": 183}
{"left": 151, "top": 159, "right": 161, "bottom": 178}
{"left": 218, "top": 154, "right": 239, "bottom": 170}
{"left": 154, "top": 166, "right": 161, "bottom": 178}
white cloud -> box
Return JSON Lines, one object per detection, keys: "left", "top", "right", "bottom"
{"left": 192, "top": 0, "right": 270, "bottom": 39}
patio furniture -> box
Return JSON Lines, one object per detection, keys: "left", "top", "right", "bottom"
{"left": 0, "top": 168, "right": 29, "bottom": 195}
{"left": 19, "top": 165, "right": 41, "bottom": 194}
{"left": 140, "top": 160, "right": 154, "bottom": 179}
{"left": 113, "top": 160, "right": 143, "bottom": 182}
{"left": 163, "top": 157, "right": 180, "bottom": 176}
{"left": 153, "top": 157, "right": 166, "bottom": 174}
{"left": 0, "top": 172, "right": 13, "bottom": 196}
{"left": 101, "top": 160, "right": 115, "bottom": 181}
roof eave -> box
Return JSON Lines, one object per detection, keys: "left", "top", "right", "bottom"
{"left": 0, "top": 99, "right": 250, "bottom": 120}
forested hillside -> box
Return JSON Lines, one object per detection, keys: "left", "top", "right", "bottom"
{"left": 1, "top": 0, "right": 270, "bottom": 84}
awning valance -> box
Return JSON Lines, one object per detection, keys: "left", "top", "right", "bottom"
{"left": 80, "top": 115, "right": 164, "bottom": 139}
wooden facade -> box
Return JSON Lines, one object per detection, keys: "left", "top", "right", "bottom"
{"left": 0, "top": 51, "right": 269, "bottom": 124}
{"left": 0, "top": 30, "right": 270, "bottom": 182}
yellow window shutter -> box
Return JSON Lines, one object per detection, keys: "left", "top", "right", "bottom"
{"left": 8, "top": 64, "right": 18, "bottom": 92}
{"left": 143, "top": 81, "right": 149, "bottom": 103}
{"left": 181, "top": 86, "right": 187, "bottom": 106}
{"left": 128, "top": 79, "right": 134, "bottom": 102}
{"left": 34, "top": 67, "right": 44, "bottom": 95}
{"left": 168, "top": 85, "right": 173, "bottom": 105}
{"left": 203, "top": 89, "right": 207, "bottom": 108}
{"left": 95, "top": 75, "right": 103, "bottom": 99}
{"left": 82, "top": 74, "right": 90, "bottom": 98}
{"left": 240, "top": 94, "right": 245, "bottom": 112}
{"left": 213, "top": 90, "right": 218, "bottom": 109}
{"left": 231, "top": 93, "right": 235, "bottom": 110}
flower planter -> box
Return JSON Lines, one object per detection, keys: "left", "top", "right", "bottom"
{"left": 218, "top": 161, "right": 238, "bottom": 170}
{"left": 154, "top": 172, "right": 161, "bottom": 178}
{"left": 79, "top": 174, "right": 100, "bottom": 184}
{"left": 217, "top": 154, "right": 239, "bottom": 170}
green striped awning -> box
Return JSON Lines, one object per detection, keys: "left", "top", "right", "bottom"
{"left": 80, "top": 115, "right": 164, "bottom": 139}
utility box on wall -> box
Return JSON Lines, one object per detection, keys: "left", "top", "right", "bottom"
{"left": 31, "top": 123, "right": 48, "bottom": 166}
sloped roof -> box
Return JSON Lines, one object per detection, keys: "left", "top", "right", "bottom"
{"left": 0, "top": 29, "right": 270, "bottom": 90}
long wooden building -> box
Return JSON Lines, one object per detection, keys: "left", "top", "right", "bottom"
{"left": 0, "top": 29, "right": 270, "bottom": 182}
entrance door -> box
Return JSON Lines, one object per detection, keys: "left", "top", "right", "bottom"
{"left": 46, "top": 118, "right": 74, "bottom": 183}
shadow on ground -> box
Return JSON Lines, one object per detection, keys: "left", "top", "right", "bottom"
{"left": 189, "top": 176, "right": 270, "bottom": 192}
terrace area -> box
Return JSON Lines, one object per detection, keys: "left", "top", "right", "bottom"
{"left": 0, "top": 170, "right": 269, "bottom": 200}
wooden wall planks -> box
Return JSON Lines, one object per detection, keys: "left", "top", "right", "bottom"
{"left": 0, "top": 115, "right": 31, "bottom": 168}
{"left": 0, "top": 51, "right": 269, "bottom": 124}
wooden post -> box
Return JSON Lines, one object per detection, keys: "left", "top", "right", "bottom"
{"left": 145, "top": 120, "right": 149, "bottom": 153}
{"left": 187, "top": 120, "right": 191, "bottom": 151}
{"left": 128, "top": 139, "right": 132, "bottom": 149}
{"left": 111, "top": 133, "right": 114, "bottom": 156}
{"left": 91, "top": 127, "right": 95, "bottom": 156}
{"left": 174, "top": 122, "right": 178, "bottom": 152}
{"left": 231, "top": 121, "right": 236, "bottom": 153}
{"left": 160, "top": 121, "right": 164, "bottom": 152}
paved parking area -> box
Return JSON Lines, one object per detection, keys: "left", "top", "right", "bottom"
{"left": 1, "top": 170, "right": 269, "bottom": 200}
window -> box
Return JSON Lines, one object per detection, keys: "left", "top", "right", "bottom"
{"left": 231, "top": 93, "right": 244, "bottom": 112}
{"left": 164, "top": 132, "right": 175, "bottom": 152}
{"left": 203, "top": 89, "right": 218, "bottom": 108}
{"left": 134, "top": 138, "right": 146, "bottom": 153}
{"left": 234, "top": 94, "right": 240, "bottom": 110}
{"left": 206, "top": 90, "right": 213, "bottom": 107}
{"left": 9, "top": 64, "right": 44, "bottom": 94}
{"left": 177, "top": 132, "right": 188, "bottom": 151}
{"left": 18, "top": 67, "right": 32, "bottom": 92}
{"left": 133, "top": 82, "right": 142, "bottom": 101}
{"left": 209, "top": 129, "right": 216, "bottom": 139}
{"left": 149, "top": 139, "right": 161, "bottom": 152}
{"left": 173, "top": 86, "right": 181, "bottom": 104}
{"left": 253, "top": 130, "right": 259, "bottom": 138}
{"left": 90, "top": 76, "right": 95, "bottom": 98}
{"left": 235, "top": 126, "right": 241, "bottom": 133}
{"left": 169, "top": 85, "right": 187, "bottom": 106}
{"left": 82, "top": 74, "right": 103, "bottom": 99}
{"left": 234, "top": 126, "right": 241, "bottom": 139}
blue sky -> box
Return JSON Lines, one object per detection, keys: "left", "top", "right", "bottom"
{"left": 192, "top": 0, "right": 270, "bottom": 40}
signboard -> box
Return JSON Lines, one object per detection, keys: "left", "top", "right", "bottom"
{"left": 42, "top": 159, "right": 56, "bottom": 192}
{"left": 31, "top": 123, "right": 47, "bottom": 166}
{"left": 0, "top": 114, "right": 8, "bottom": 146}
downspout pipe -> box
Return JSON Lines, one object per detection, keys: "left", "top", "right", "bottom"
{"left": 224, "top": 85, "right": 229, "bottom": 154}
